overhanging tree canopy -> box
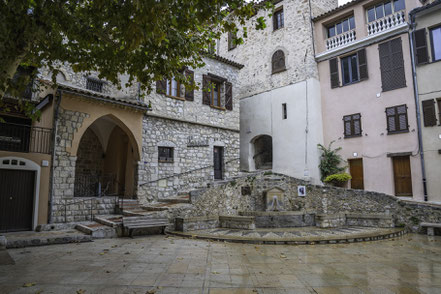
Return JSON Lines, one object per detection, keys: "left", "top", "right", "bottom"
{"left": 0, "top": 0, "right": 271, "bottom": 100}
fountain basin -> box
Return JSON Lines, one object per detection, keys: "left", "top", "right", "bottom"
{"left": 239, "top": 211, "right": 315, "bottom": 228}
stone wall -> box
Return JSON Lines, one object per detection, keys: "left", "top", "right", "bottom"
{"left": 183, "top": 172, "right": 441, "bottom": 233}
{"left": 137, "top": 115, "right": 240, "bottom": 203}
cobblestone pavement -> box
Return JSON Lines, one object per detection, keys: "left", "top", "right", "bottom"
{"left": 1, "top": 234, "right": 441, "bottom": 294}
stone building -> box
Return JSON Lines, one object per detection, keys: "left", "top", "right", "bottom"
{"left": 313, "top": 0, "right": 425, "bottom": 199}
{"left": 410, "top": 0, "right": 441, "bottom": 202}
{"left": 217, "top": 0, "right": 338, "bottom": 184}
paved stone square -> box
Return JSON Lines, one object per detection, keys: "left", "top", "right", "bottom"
{"left": 1, "top": 234, "right": 441, "bottom": 294}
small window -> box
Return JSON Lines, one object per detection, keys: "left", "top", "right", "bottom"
{"left": 273, "top": 7, "right": 284, "bottom": 31}
{"left": 272, "top": 50, "right": 286, "bottom": 74}
{"left": 386, "top": 104, "right": 409, "bottom": 134}
{"left": 343, "top": 113, "right": 362, "bottom": 138}
{"left": 438, "top": 99, "right": 441, "bottom": 124}
{"left": 86, "top": 78, "right": 104, "bottom": 93}
{"left": 211, "top": 81, "right": 221, "bottom": 107}
{"left": 327, "top": 16, "right": 355, "bottom": 38}
{"left": 166, "top": 77, "right": 181, "bottom": 98}
{"left": 158, "top": 147, "right": 174, "bottom": 163}
{"left": 341, "top": 54, "right": 359, "bottom": 85}
{"left": 430, "top": 25, "right": 441, "bottom": 62}
{"left": 282, "top": 103, "right": 287, "bottom": 119}
{"left": 228, "top": 32, "right": 237, "bottom": 51}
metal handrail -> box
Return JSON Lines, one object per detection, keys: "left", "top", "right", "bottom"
{"left": 59, "top": 197, "right": 98, "bottom": 223}
{"left": 0, "top": 122, "right": 52, "bottom": 154}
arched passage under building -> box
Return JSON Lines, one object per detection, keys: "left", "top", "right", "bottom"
{"left": 74, "top": 115, "right": 139, "bottom": 198}
{"left": 251, "top": 135, "right": 273, "bottom": 170}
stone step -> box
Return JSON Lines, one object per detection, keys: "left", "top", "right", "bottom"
{"left": 2, "top": 230, "right": 92, "bottom": 248}
{"left": 94, "top": 215, "right": 123, "bottom": 227}
{"left": 75, "top": 221, "right": 118, "bottom": 239}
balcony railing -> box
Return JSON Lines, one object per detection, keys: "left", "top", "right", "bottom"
{"left": 367, "top": 10, "right": 406, "bottom": 36}
{"left": 326, "top": 29, "right": 356, "bottom": 51}
{"left": 0, "top": 122, "right": 52, "bottom": 154}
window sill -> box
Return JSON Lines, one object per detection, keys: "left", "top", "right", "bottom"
{"left": 344, "top": 134, "right": 362, "bottom": 139}
{"left": 381, "top": 84, "right": 407, "bottom": 93}
{"left": 166, "top": 95, "right": 185, "bottom": 101}
{"left": 387, "top": 130, "right": 409, "bottom": 135}
{"left": 210, "top": 105, "right": 226, "bottom": 111}
{"left": 272, "top": 68, "right": 287, "bottom": 75}
{"left": 341, "top": 79, "right": 363, "bottom": 87}
{"left": 158, "top": 160, "right": 174, "bottom": 163}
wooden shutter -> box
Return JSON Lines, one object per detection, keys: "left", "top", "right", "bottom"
{"left": 343, "top": 115, "right": 352, "bottom": 137}
{"left": 225, "top": 82, "right": 233, "bottom": 110}
{"left": 329, "top": 58, "right": 339, "bottom": 89}
{"left": 379, "top": 38, "right": 406, "bottom": 92}
{"left": 156, "top": 79, "right": 166, "bottom": 94}
{"left": 358, "top": 49, "right": 368, "bottom": 81}
{"left": 414, "top": 29, "right": 429, "bottom": 65}
{"left": 202, "top": 75, "right": 211, "bottom": 105}
{"left": 185, "top": 69, "right": 194, "bottom": 101}
{"left": 422, "top": 99, "right": 437, "bottom": 127}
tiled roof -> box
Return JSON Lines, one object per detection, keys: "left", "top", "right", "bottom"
{"left": 312, "top": 0, "right": 365, "bottom": 22}
{"left": 55, "top": 83, "right": 149, "bottom": 110}
{"left": 410, "top": 0, "right": 441, "bottom": 16}
{"left": 206, "top": 54, "right": 245, "bottom": 69}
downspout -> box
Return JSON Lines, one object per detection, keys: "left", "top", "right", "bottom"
{"left": 48, "top": 90, "right": 62, "bottom": 223}
{"left": 408, "top": 12, "right": 428, "bottom": 201}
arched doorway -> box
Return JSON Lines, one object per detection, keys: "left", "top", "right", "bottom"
{"left": 251, "top": 135, "right": 273, "bottom": 170}
{"left": 74, "top": 116, "right": 137, "bottom": 198}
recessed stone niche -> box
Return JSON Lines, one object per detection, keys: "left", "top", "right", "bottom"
{"left": 265, "top": 187, "right": 285, "bottom": 211}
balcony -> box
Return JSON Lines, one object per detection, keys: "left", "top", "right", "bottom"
{"left": 0, "top": 122, "right": 52, "bottom": 154}
{"left": 367, "top": 10, "right": 406, "bottom": 36}
{"left": 326, "top": 29, "right": 357, "bottom": 50}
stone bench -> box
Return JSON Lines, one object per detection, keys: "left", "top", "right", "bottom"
{"left": 175, "top": 216, "right": 219, "bottom": 232}
{"left": 123, "top": 216, "right": 169, "bottom": 238}
{"left": 239, "top": 211, "right": 315, "bottom": 228}
{"left": 420, "top": 222, "right": 441, "bottom": 236}
{"left": 219, "top": 215, "right": 256, "bottom": 230}
{"left": 345, "top": 214, "right": 394, "bottom": 228}
{"left": 316, "top": 214, "right": 346, "bottom": 228}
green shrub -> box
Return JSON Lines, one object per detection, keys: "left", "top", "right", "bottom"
{"left": 317, "top": 141, "right": 346, "bottom": 181}
{"left": 324, "top": 173, "right": 352, "bottom": 186}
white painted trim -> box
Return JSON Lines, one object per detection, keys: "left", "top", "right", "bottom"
{"left": 315, "top": 23, "right": 409, "bottom": 62}
{"left": 0, "top": 157, "right": 41, "bottom": 230}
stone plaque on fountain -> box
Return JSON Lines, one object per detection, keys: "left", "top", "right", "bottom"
{"left": 265, "top": 187, "right": 285, "bottom": 211}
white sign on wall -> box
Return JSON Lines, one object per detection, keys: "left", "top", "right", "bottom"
{"left": 298, "top": 186, "right": 306, "bottom": 197}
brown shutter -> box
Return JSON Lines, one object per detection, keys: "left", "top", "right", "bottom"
{"left": 414, "top": 29, "right": 429, "bottom": 65}
{"left": 225, "top": 82, "right": 233, "bottom": 110}
{"left": 343, "top": 115, "right": 352, "bottom": 137}
{"left": 185, "top": 69, "right": 194, "bottom": 101}
{"left": 202, "top": 75, "right": 211, "bottom": 105}
{"left": 422, "top": 99, "right": 437, "bottom": 127}
{"left": 379, "top": 38, "right": 406, "bottom": 92}
{"left": 156, "top": 79, "right": 166, "bottom": 94}
{"left": 358, "top": 49, "right": 368, "bottom": 81}
{"left": 329, "top": 58, "right": 339, "bottom": 89}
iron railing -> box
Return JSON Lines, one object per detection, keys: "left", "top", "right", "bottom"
{"left": 0, "top": 122, "right": 52, "bottom": 154}
{"left": 74, "top": 173, "right": 120, "bottom": 197}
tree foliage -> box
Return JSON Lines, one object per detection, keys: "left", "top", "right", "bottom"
{"left": 317, "top": 141, "right": 346, "bottom": 182}
{"left": 0, "top": 0, "right": 272, "bottom": 99}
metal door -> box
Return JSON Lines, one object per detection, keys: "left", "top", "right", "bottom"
{"left": 0, "top": 169, "right": 35, "bottom": 232}
{"left": 213, "top": 147, "right": 224, "bottom": 180}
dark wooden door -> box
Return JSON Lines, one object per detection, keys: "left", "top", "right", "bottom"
{"left": 349, "top": 159, "right": 364, "bottom": 190}
{"left": 393, "top": 156, "right": 413, "bottom": 196}
{"left": 0, "top": 169, "right": 35, "bottom": 232}
{"left": 213, "top": 147, "right": 224, "bottom": 180}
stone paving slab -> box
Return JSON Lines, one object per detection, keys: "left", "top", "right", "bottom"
{"left": 0, "top": 234, "right": 441, "bottom": 293}
{"left": 169, "top": 226, "right": 406, "bottom": 245}
{"left": 1, "top": 229, "right": 92, "bottom": 248}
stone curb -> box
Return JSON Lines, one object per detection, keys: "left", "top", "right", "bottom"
{"left": 168, "top": 228, "right": 406, "bottom": 245}
{"left": 5, "top": 234, "right": 92, "bottom": 249}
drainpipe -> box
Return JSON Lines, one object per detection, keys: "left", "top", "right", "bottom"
{"left": 408, "top": 12, "right": 428, "bottom": 201}
{"left": 48, "top": 90, "right": 62, "bottom": 223}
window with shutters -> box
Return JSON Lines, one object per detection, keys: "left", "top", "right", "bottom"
{"left": 156, "top": 70, "right": 194, "bottom": 101}
{"left": 272, "top": 50, "right": 286, "bottom": 74}
{"left": 86, "top": 78, "right": 104, "bottom": 93}
{"left": 341, "top": 54, "right": 359, "bottom": 85}
{"left": 422, "top": 99, "right": 437, "bottom": 127}
{"left": 273, "top": 7, "right": 284, "bottom": 31}
{"left": 327, "top": 16, "right": 355, "bottom": 38}
{"left": 430, "top": 25, "right": 441, "bottom": 62}
{"left": 343, "top": 113, "right": 362, "bottom": 138}
{"left": 414, "top": 29, "right": 429, "bottom": 65}
{"left": 158, "top": 147, "right": 174, "bottom": 163}
{"left": 386, "top": 104, "right": 409, "bottom": 134}
{"left": 228, "top": 32, "right": 237, "bottom": 51}
{"left": 202, "top": 74, "right": 233, "bottom": 111}
{"left": 166, "top": 77, "right": 182, "bottom": 98}
{"left": 367, "top": 0, "right": 405, "bottom": 23}
{"left": 211, "top": 81, "right": 221, "bottom": 107}
{"left": 379, "top": 38, "right": 406, "bottom": 92}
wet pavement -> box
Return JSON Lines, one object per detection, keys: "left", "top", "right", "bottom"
{"left": 0, "top": 233, "right": 440, "bottom": 294}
